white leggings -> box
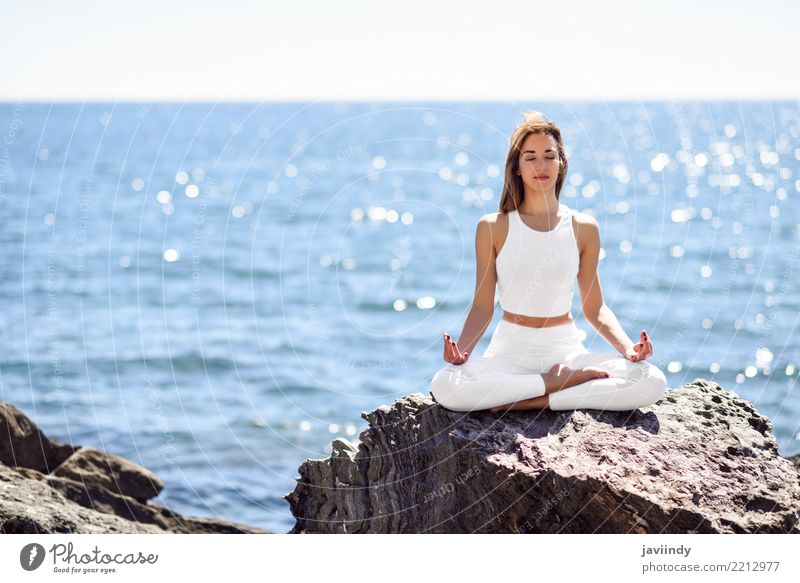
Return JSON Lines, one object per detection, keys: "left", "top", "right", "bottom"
{"left": 430, "top": 319, "right": 668, "bottom": 412}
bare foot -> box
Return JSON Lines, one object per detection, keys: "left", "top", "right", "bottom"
{"left": 542, "top": 363, "right": 610, "bottom": 394}
{"left": 487, "top": 365, "right": 612, "bottom": 413}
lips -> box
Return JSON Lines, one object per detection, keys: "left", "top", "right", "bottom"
{"left": 536, "top": 175, "right": 549, "bottom": 179}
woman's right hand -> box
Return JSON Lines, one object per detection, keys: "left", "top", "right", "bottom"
{"left": 443, "top": 332, "right": 470, "bottom": 365}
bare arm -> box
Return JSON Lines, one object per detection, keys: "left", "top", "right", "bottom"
{"left": 575, "top": 214, "right": 635, "bottom": 355}
{"left": 453, "top": 215, "right": 497, "bottom": 355}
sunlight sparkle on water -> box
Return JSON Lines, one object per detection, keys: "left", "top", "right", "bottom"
{"left": 416, "top": 296, "right": 436, "bottom": 309}
{"left": 667, "top": 361, "right": 682, "bottom": 373}
{"left": 650, "top": 153, "right": 669, "bottom": 172}
{"left": 670, "top": 245, "right": 684, "bottom": 258}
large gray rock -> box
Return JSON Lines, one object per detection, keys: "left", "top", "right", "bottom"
{"left": 1, "top": 402, "right": 269, "bottom": 534}
{"left": 285, "top": 379, "right": 800, "bottom": 533}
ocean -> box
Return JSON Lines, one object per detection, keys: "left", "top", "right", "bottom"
{"left": 1, "top": 101, "right": 798, "bottom": 533}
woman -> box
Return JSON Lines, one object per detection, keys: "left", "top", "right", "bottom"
{"left": 429, "top": 111, "right": 667, "bottom": 413}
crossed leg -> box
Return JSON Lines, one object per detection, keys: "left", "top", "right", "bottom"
{"left": 429, "top": 354, "right": 612, "bottom": 413}
{"left": 487, "top": 362, "right": 611, "bottom": 412}
{"left": 489, "top": 352, "right": 668, "bottom": 412}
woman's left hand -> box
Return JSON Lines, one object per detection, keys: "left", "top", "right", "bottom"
{"left": 624, "top": 330, "right": 653, "bottom": 362}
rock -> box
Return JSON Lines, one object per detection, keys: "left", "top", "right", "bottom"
{"left": 51, "top": 447, "right": 163, "bottom": 503}
{"left": 1, "top": 402, "right": 269, "bottom": 534}
{"left": 0, "top": 403, "right": 76, "bottom": 472}
{"left": 788, "top": 454, "right": 800, "bottom": 475}
{"left": 285, "top": 379, "right": 800, "bottom": 533}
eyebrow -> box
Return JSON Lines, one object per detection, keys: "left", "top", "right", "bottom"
{"left": 522, "top": 149, "right": 556, "bottom": 154}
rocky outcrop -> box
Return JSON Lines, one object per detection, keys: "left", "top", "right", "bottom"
{"left": 789, "top": 454, "right": 800, "bottom": 475}
{"left": 285, "top": 379, "right": 800, "bottom": 533}
{"left": 1, "top": 402, "right": 269, "bottom": 534}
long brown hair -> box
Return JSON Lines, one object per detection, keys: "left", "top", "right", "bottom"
{"left": 498, "top": 111, "right": 569, "bottom": 213}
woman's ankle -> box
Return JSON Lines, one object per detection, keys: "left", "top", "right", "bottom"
{"left": 541, "top": 365, "right": 562, "bottom": 394}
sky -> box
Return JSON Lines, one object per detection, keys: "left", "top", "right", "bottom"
{"left": 1, "top": 0, "right": 798, "bottom": 101}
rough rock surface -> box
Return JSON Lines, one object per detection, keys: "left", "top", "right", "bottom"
{"left": 285, "top": 379, "right": 800, "bottom": 533}
{"left": 789, "top": 454, "right": 800, "bottom": 475}
{"left": 1, "top": 402, "right": 269, "bottom": 534}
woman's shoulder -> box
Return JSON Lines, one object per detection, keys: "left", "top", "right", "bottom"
{"left": 477, "top": 211, "right": 510, "bottom": 236}
{"left": 478, "top": 211, "right": 510, "bottom": 224}
{"left": 569, "top": 210, "right": 601, "bottom": 252}
{"left": 570, "top": 209, "right": 600, "bottom": 229}
{"left": 476, "top": 212, "right": 510, "bottom": 251}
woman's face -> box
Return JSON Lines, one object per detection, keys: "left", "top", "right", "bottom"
{"left": 517, "top": 132, "right": 561, "bottom": 193}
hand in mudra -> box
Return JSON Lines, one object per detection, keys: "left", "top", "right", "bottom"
{"left": 443, "top": 332, "right": 469, "bottom": 365}
{"left": 624, "top": 330, "right": 653, "bottom": 362}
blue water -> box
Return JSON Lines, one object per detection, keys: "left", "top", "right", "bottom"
{"left": 0, "top": 101, "right": 798, "bottom": 533}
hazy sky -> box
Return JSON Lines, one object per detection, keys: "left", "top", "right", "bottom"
{"left": 1, "top": 0, "right": 798, "bottom": 101}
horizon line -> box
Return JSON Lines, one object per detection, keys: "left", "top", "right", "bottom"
{"left": 2, "top": 96, "right": 798, "bottom": 104}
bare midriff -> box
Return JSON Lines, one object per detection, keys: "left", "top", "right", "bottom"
{"left": 502, "top": 309, "right": 573, "bottom": 328}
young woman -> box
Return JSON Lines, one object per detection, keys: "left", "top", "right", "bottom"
{"left": 429, "top": 111, "right": 667, "bottom": 413}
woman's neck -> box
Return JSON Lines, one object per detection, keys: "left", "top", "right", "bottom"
{"left": 519, "top": 189, "right": 559, "bottom": 216}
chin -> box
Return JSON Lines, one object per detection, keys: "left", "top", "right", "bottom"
{"left": 527, "top": 181, "right": 551, "bottom": 190}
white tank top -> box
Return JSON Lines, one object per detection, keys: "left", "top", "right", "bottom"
{"left": 495, "top": 203, "right": 580, "bottom": 317}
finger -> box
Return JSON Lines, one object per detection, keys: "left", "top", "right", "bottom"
{"left": 444, "top": 335, "right": 454, "bottom": 360}
{"left": 447, "top": 336, "right": 457, "bottom": 353}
